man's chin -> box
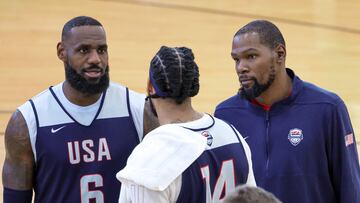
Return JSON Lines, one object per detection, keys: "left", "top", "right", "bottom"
{"left": 239, "top": 88, "right": 255, "bottom": 100}
{"left": 242, "top": 85, "right": 253, "bottom": 91}
{"left": 86, "top": 78, "right": 102, "bottom": 84}
{"left": 82, "top": 74, "right": 103, "bottom": 82}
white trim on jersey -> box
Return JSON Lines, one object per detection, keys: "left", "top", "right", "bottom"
{"left": 54, "top": 83, "right": 103, "bottom": 126}
{"left": 232, "top": 125, "right": 256, "bottom": 187}
{"left": 127, "top": 88, "right": 145, "bottom": 141}
{"left": 117, "top": 114, "right": 256, "bottom": 203}
{"left": 18, "top": 101, "right": 38, "bottom": 161}
{"left": 17, "top": 82, "right": 145, "bottom": 161}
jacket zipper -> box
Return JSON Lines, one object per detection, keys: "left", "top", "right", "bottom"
{"left": 265, "top": 111, "right": 270, "bottom": 171}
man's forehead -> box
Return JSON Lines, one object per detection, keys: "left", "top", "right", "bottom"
{"left": 70, "top": 25, "right": 105, "bottom": 33}
{"left": 66, "top": 25, "right": 106, "bottom": 44}
{"left": 234, "top": 32, "right": 261, "bottom": 44}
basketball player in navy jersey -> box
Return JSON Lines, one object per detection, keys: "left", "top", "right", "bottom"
{"left": 116, "top": 46, "right": 256, "bottom": 203}
{"left": 2, "top": 16, "right": 158, "bottom": 203}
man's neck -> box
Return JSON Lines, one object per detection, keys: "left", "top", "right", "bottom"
{"left": 155, "top": 99, "right": 203, "bottom": 125}
{"left": 256, "top": 68, "right": 292, "bottom": 106}
{"left": 62, "top": 81, "right": 102, "bottom": 106}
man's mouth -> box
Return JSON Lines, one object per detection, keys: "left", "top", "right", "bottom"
{"left": 240, "top": 79, "right": 253, "bottom": 87}
{"left": 239, "top": 75, "right": 254, "bottom": 87}
{"left": 83, "top": 68, "right": 103, "bottom": 78}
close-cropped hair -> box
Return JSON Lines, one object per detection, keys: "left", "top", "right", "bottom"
{"left": 223, "top": 185, "right": 282, "bottom": 203}
{"left": 234, "top": 20, "right": 286, "bottom": 49}
{"left": 149, "top": 46, "right": 200, "bottom": 104}
{"left": 61, "top": 16, "right": 103, "bottom": 41}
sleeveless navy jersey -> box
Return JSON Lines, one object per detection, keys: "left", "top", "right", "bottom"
{"left": 20, "top": 83, "right": 143, "bottom": 203}
{"left": 117, "top": 114, "right": 255, "bottom": 203}
{"left": 175, "top": 115, "right": 252, "bottom": 203}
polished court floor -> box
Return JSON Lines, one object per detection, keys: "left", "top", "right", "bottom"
{"left": 1, "top": 0, "right": 360, "bottom": 200}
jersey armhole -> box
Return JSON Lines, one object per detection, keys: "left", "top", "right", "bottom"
{"left": 126, "top": 87, "right": 142, "bottom": 143}
{"left": 29, "top": 99, "right": 39, "bottom": 129}
{"left": 227, "top": 122, "right": 250, "bottom": 183}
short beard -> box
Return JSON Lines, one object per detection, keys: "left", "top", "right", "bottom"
{"left": 65, "top": 62, "right": 110, "bottom": 95}
{"left": 239, "top": 66, "right": 275, "bottom": 100}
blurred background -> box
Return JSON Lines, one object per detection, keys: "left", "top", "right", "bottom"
{"left": 1, "top": 0, "right": 359, "bottom": 200}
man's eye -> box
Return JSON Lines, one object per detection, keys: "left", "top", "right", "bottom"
{"left": 98, "top": 49, "right": 107, "bottom": 54}
{"left": 248, "top": 54, "right": 257, "bottom": 59}
{"left": 79, "top": 48, "right": 88, "bottom": 54}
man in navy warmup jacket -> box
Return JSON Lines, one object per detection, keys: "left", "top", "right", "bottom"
{"left": 215, "top": 19, "right": 360, "bottom": 203}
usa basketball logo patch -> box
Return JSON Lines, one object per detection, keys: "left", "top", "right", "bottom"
{"left": 288, "top": 128, "right": 303, "bottom": 146}
{"left": 201, "top": 131, "right": 213, "bottom": 146}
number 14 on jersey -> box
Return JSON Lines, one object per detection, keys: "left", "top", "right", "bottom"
{"left": 201, "top": 160, "right": 235, "bottom": 203}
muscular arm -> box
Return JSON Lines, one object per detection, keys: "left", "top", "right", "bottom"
{"left": 2, "top": 110, "right": 34, "bottom": 190}
{"left": 143, "top": 100, "right": 159, "bottom": 135}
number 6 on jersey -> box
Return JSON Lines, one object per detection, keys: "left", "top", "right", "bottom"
{"left": 80, "top": 174, "right": 104, "bottom": 203}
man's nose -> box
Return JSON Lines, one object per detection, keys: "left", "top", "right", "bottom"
{"left": 236, "top": 61, "right": 249, "bottom": 74}
{"left": 88, "top": 50, "right": 101, "bottom": 64}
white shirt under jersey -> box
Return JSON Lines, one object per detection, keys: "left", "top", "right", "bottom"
{"left": 116, "top": 114, "right": 256, "bottom": 203}
{"left": 18, "top": 82, "right": 145, "bottom": 161}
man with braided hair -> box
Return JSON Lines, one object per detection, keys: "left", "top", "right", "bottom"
{"left": 116, "top": 46, "right": 256, "bottom": 203}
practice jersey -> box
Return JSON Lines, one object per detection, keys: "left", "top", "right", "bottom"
{"left": 18, "top": 82, "right": 145, "bottom": 203}
{"left": 117, "top": 114, "right": 255, "bottom": 203}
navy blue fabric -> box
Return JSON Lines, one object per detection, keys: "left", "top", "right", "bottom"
{"left": 175, "top": 117, "right": 250, "bottom": 203}
{"left": 215, "top": 68, "right": 360, "bottom": 203}
{"left": 3, "top": 187, "right": 32, "bottom": 203}
{"left": 176, "top": 143, "right": 249, "bottom": 203}
{"left": 31, "top": 87, "right": 140, "bottom": 203}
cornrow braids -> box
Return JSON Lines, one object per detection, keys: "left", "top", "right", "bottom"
{"left": 149, "top": 46, "right": 200, "bottom": 104}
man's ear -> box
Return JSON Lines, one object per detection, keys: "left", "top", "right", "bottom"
{"left": 275, "top": 44, "right": 286, "bottom": 63}
{"left": 147, "top": 78, "right": 156, "bottom": 95}
{"left": 57, "top": 42, "right": 66, "bottom": 61}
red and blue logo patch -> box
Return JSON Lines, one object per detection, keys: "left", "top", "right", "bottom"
{"left": 201, "top": 131, "right": 213, "bottom": 146}
{"left": 288, "top": 128, "right": 303, "bottom": 146}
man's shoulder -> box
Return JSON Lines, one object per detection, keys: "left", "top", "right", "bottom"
{"left": 108, "top": 81, "right": 126, "bottom": 91}
{"left": 210, "top": 117, "right": 241, "bottom": 141}
{"left": 108, "top": 81, "right": 145, "bottom": 98}
{"left": 18, "top": 84, "right": 58, "bottom": 109}
{"left": 215, "top": 93, "right": 243, "bottom": 111}
{"left": 213, "top": 116, "right": 232, "bottom": 129}
{"left": 299, "top": 81, "right": 342, "bottom": 105}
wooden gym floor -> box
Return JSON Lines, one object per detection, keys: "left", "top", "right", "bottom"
{"left": 0, "top": 0, "right": 359, "bottom": 200}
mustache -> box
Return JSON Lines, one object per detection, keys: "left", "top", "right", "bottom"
{"left": 82, "top": 65, "right": 103, "bottom": 72}
{"left": 239, "top": 75, "right": 256, "bottom": 82}
{"left": 239, "top": 75, "right": 254, "bottom": 80}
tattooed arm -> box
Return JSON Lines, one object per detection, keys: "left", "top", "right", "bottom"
{"left": 2, "top": 110, "right": 34, "bottom": 190}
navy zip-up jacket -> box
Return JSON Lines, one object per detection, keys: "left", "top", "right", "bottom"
{"left": 215, "top": 68, "right": 360, "bottom": 203}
